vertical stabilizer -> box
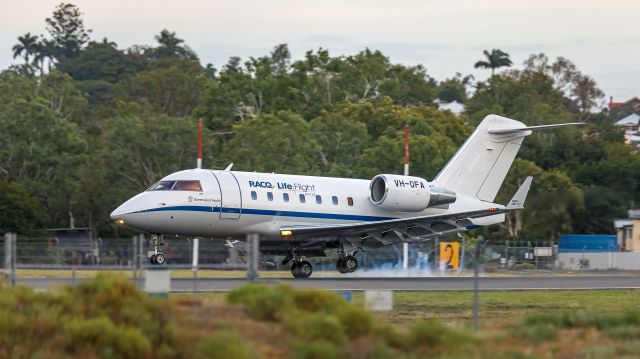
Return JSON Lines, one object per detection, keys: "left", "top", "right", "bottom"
{"left": 434, "top": 115, "right": 532, "bottom": 202}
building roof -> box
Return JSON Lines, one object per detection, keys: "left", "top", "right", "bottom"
{"left": 609, "top": 97, "right": 640, "bottom": 109}
{"left": 615, "top": 112, "right": 640, "bottom": 126}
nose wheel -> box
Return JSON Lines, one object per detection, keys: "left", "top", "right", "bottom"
{"left": 149, "top": 234, "right": 166, "bottom": 265}
{"left": 150, "top": 253, "right": 166, "bottom": 264}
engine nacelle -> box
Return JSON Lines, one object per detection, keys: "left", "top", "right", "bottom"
{"left": 369, "top": 174, "right": 457, "bottom": 212}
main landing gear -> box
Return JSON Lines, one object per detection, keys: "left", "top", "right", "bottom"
{"left": 336, "top": 255, "right": 358, "bottom": 274}
{"left": 283, "top": 248, "right": 313, "bottom": 278}
{"left": 149, "top": 234, "right": 166, "bottom": 265}
{"left": 336, "top": 240, "right": 358, "bottom": 274}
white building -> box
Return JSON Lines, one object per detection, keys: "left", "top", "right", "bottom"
{"left": 615, "top": 113, "right": 640, "bottom": 145}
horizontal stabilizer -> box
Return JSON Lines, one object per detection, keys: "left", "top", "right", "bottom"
{"left": 506, "top": 176, "right": 532, "bottom": 209}
{"left": 488, "top": 123, "right": 585, "bottom": 135}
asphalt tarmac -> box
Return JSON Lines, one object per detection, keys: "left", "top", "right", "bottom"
{"left": 15, "top": 275, "right": 640, "bottom": 292}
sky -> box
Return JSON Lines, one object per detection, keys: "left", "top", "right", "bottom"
{"left": 1, "top": 0, "right": 638, "bottom": 101}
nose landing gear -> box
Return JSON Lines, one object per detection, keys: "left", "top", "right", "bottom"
{"left": 149, "top": 234, "right": 166, "bottom": 265}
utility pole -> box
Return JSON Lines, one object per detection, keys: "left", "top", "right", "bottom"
{"left": 402, "top": 124, "right": 410, "bottom": 270}
{"left": 197, "top": 118, "right": 203, "bottom": 169}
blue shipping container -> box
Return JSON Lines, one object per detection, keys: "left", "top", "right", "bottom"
{"left": 558, "top": 234, "right": 617, "bottom": 253}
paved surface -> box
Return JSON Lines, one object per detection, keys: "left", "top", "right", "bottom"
{"left": 15, "top": 275, "right": 640, "bottom": 292}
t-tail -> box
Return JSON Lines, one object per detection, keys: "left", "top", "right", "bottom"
{"left": 434, "top": 114, "right": 582, "bottom": 202}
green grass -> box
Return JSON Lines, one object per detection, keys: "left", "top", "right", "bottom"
{"left": 354, "top": 290, "right": 640, "bottom": 324}
{"left": 175, "top": 289, "right": 640, "bottom": 326}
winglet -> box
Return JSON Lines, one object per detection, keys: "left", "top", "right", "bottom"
{"left": 488, "top": 123, "right": 585, "bottom": 135}
{"left": 507, "top": 176, "right": 533, "bottom": 209}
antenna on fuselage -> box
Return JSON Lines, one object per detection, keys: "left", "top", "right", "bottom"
{"left": 224, "top": 163, "right": 233, "bottom": 171}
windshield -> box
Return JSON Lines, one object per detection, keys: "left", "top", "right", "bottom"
{"left": 147, "top": 180, "right": 202, "bottom": 192}
{"left": 148, "top": 181, "right": 176, "bottom": 191}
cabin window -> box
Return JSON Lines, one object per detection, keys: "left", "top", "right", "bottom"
{"left": 267, "top": 192, "right": 274, "bottom": 201}
{"left": 316, "top": 195, "right": 322, "bottom": 204}
{"left": 299, "top": 194, "right": 306, "bottom": 203}
{"left": 172, "top": 180, "right": 202, "bottom": 191}
{"left": 283, "top": 193, "right": 289, "bottom": 202}
{"left": 251, "top": 191, "right": 257, "bottom": 200}
{"left": 148, "top": 181, "right": 176, "bottom": 191}
{"left": 332, "top": 196, "right": 338, "bottom": 205}
{"left": 347, "top": 197, "right": 354, "bottom": 206}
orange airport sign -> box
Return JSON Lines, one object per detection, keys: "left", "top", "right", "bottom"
{"left": 439, "top": 242, "right": 460, "bottom": 270}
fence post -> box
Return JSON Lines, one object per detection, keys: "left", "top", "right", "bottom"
{"left": 192, "top": 238, "right": 199, "bottom": 293}
{"left": 4, "top": 233, "right": 16, "bottom": 287}
{"left": 138, "top": 234, "right": 145, "bottom": 288}
{"left": 246, "top": 233, "right": 260, "bottom": 281}
{"left": 132, "top": 235, "right": 138, "bottom": 283}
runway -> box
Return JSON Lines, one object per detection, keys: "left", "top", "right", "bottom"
{"left": 15, "top": 275, "right": 640, "bottom": 292}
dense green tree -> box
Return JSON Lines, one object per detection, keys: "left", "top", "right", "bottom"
{"left": 474, "top": 49, "right": 513, "bottom": 75}
{"left": 122, "top": 58, "right": 205, "bottom": 117}
{"left": 0, "top": 180, "right": 44, "bottom": 234}
{"left": 45, "top": 3, "right": 92, "bottom": 59}
{"left": 436, "top": 73, "right": 473, "bottom": 103}
{"left": 309, "top": 112, "right": 370, "bottom": 177}
{"left": 222, "top": 111, "right": 320, "bottom": 174}
{"left": 0, "top": 70, "right": 87, "bottom": 227}
{"left": 102, "top": 102, "right": 219, "bottom": 191}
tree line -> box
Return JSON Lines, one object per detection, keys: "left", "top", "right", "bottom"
{"left": 1, "top": 3, "right": 637, "bottom": 241}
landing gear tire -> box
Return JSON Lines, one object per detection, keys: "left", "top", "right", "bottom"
{"left": 154, "top": 253, "right": 166, "bottom": 265}
{"left": 297, "top": 261, "right": 313, "bottom": 278}
{"left": 344, "top": 256, "right": 358, "bottom": 273}
{"left": 291, "top": 261, "right": 313, "bottom": 279}
{"left": 337, "top": 256, "right": 358, "bottom": 274}
{"left": 150, "top": 254, "right": 157, "bottom": 264}
{"left": 336, "top": 258, "right": 349, "bottom": 274}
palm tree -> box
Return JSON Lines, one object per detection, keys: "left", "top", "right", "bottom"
{"left": 12, "top": 32, "right": 38, "bottom": 64}
{"left": 32, "top": 38, "right": 57, "bottom": 74}
{"left": 474, "top": 49, "right": 513, "bottom": 75}
{"left": 154, "top": 29, "right": 197, "bottom": 60}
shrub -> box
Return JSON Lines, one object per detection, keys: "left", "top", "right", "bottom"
{"left": 288, "top": 312, "right": 347, "bottom": 346}
{"left": 293, "top": 289, "right": 344, "bottom": 313}
{"left": 512, "top": 323, "right": 557, "bottom": 344}
{"left": 335, "top": 305, "right": 374, "bottom": 339}
{"left": 405, "top": 319, "right": 474, "bottom": 349}
{"left": 197, "top": 330, "right": 255, "bottom": 359}
{"left": 291, "top": 339, "right": 343, "bottom": 359}
{"left": 65, "top": 316, "right": 152, "bottom": 359}
{"left": 226, "top": 284, "right": 294, "bottom": 321}
{"left": 511, "top": 263, "right": 536, "bottom": 271}
{"left": 603, "top": 326, "right": 640, "bottom": 341}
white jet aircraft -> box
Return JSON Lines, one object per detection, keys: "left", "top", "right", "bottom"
{"left": 111, "top": 114, "right": 581, "bottom": 278}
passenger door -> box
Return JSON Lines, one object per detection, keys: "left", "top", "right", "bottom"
{"left": 211, "top": 171, "right": 242, "bottom": 219}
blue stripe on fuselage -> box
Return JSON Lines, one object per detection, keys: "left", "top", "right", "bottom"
{"left": 140, "top": 205, "right": 395, "bottom": 222}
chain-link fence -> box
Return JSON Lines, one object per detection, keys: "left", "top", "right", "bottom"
{"left": 2, "top": 233, "right": 558, "bottom": 275}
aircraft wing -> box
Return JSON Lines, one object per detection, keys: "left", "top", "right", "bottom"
{"left": 278, "top": 177, "right": 532, "bottom": 248}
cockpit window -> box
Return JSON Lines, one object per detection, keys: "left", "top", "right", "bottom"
{"left": 173, "top": 180, "right": 202, "bottom": 191}
{"left": 147, "top": 180, "right": 202, "bottom": 192}
{"left": 148, "top": 181, "right": 176, "bottom": 191}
